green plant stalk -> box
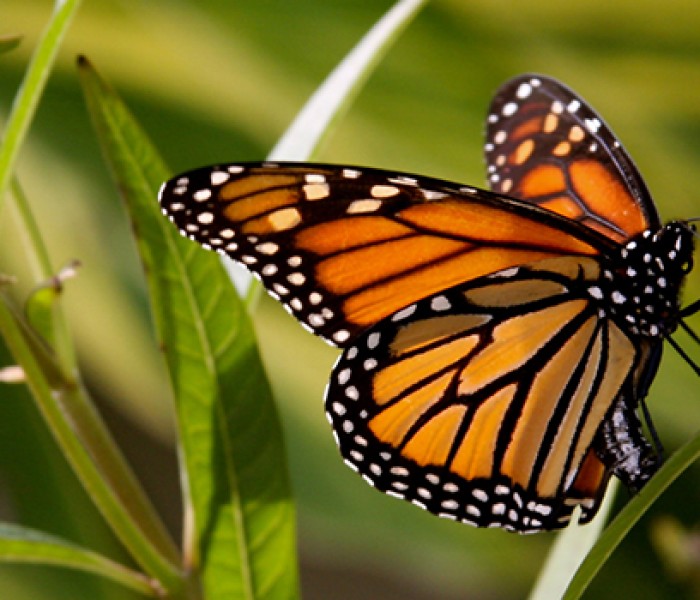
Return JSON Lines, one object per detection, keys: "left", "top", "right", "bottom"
{"left": 563, "top": 430, "right": 700, "bottom": 599}
{"left": 3, "top": 25, "right": 186, "bottom": 588}
{"left": 7, "top": 170, "right": 183, "bottom": 592}
{"left": 0, "top": 523, "right": 158, "bottom": 597}
{"left": 0, "top": 0, "right": 82, "bottom": 213}
{"left": 9, "top": 178, "right": 53, "bottom": 278}
{"left": 10, "top": 178, "right": 77, "bottom": 379}
{"left": 0, "top": 294, "right": 188, "bottom": 598}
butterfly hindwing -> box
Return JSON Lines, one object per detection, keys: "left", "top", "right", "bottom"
{"left": 160, "top": 162, "right": 611, "bottom": 346}
{"left": 485, "top": 74, "right": 660, "bottom": 242}
{"left": 326, "top": 257, "right": 639, "bottom": 531}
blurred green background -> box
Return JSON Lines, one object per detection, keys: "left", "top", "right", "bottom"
{"left": 2, "top": 1, "right": 700, "bottom": 598}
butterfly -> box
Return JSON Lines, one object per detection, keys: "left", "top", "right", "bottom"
{"left": 158, "top": 74, "right": 697, "bottom": 533}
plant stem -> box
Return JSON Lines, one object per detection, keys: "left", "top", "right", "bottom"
{"left": 0, "top": 295, "right": 190, "bottom": 598}
{"left": 0, "top": 0, "right": 83, "bottom": 212}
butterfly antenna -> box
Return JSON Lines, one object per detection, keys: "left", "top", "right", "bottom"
{"left": 680, "top": 298, "right": 700, "bottom": 319}
{"left": 666, "top": 333, "right": 700, "bottom": 377}
{"left": 678, "top": 318, "right": 700, "bottom": 346}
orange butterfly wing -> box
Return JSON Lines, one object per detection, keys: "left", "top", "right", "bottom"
{"left": 485, "top": 74, "right": 665, "bottom": 514}
{"left": 326, "top": 257, "right": 637, "bottom": 531}
{"left": 160, "top": 163, "right": 609, "bottom": 345}
{"left": 485, "top": 74, "right": 660, "bottom": 242}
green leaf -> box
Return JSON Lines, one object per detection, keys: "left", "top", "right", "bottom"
{"left": 78, "top": 57, "right": 299, "bottom": 600}
{"left": 0, "top": 523, "right": 155, "bottom": 597}
{"left": 563, "top": 431, "right": 700, "bottom": 599}
{"left": 529, "top": 482, "right": 618, "bottom": 600}
{"left": 0, "top": 287, "right": 184, "bottom": 597}
{"left": 268, "top": 0, "right": 427, "bottom": 161}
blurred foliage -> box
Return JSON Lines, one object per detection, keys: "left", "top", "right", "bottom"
{"left": 1, "top": 1, "right": 700, "bottom": 599}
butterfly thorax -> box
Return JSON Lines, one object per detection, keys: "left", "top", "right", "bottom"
{"left": 589, "top": 221, "right": 695, "bottom": 338}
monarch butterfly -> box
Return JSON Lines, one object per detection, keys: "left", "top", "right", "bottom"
{"left": 159, "top": 74, "right": 697, "bottom": 533}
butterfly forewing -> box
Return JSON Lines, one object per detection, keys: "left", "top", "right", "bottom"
{"left": 485, "top": 74, "right": 660, "bottom": 242}
{"left": 160, "top": 162, "right": 610, "bottom": 346}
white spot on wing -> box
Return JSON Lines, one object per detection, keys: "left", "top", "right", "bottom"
{"left": 347, "top": 199, "right": 382, "bottom": 214}
{"left": 421, "top": 189, "right": 448, "bottom": 200}
{"left": 305, "top": 173, "right": 326, "bottom": 183}
{"left": 193, "top": 189, "right": 212, "bottom": 202}
{"left": 256, "top": 242, "right": 279, "bottom": 255}
{"left": 392, "top": 304, "right": 416, "bottom": 321}
{"left": 430, "top": 295, "right": 451, "bottom": 311}
{"left": 211, "top": 171, "right": 230, "bottom": 185}
{"left": 516, "top": 82, "right": 532, "bottom": 98}
{"left": 370, "top": 184, "right": 400, "bottom": 198}
{"left": 502, "top": 102, "right": 518, "bottom": 116}
{"left": 334, "top": 329, "right": 351, "bottom": 344}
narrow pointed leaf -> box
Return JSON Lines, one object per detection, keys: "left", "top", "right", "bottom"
{"left": 0, "top": 287, "right": 184, "bottom": 596}
{"left": 0, "top": 523, "right": 156, "bottom": 597}
{"left": 563, "top": 432, "right": 700, "bottom": 599}
{"left": 0, "top": 0, "right": 82, "bottom": 212}
{"left": 79, "top": 57, "right": 299, "bottom": 600}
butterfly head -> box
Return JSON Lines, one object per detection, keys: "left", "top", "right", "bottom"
{"left": 606, "top": 221, "right": 695, "bottom": 337}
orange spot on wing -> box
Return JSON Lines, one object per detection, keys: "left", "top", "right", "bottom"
{"left": 450, "top": 384, "right": 517, "bottom": 479}
{"left": 457, "top": 300, "right": 588, "bottom": 396}
{"left": 539, "top": 196, "right": 584, "bottom": 220}
{"left": 543, "top": 113, "right": 558, "bottom": 133}
{"left": 341, "top": 247, "right": 556, "bottom": 328}
{"left": 569, "top": 159, "right": 647, "bottom": 238}
{"left": 373, "top": 337, "right": 479, "bottom": 405}
{"left": 295, "top": 217, "right": 414, "bottom": 254}
{"left": 513, "top": 139, "right": 535, "bottom": 165}
{"left": 223, "top": 188, "right": 298, "bottom": 222}
{"left": 219, "top": 174, "right": 297, "bottom": 201}
{"left": 517, "top": 164, "right": 567, "bottom": 198}
{"left": 370, "top": 371, "right": 455, "bottom": 445}
{"left": 510, "top": 116, "right": 544, "bottom": 142}
{"left": 402, "top": 405, "right": 467, "bottom": 466}
{"left": 390, "top": 314, "right": 490, "bottom": 356}
{"left": 463, "top": 278, "right": 567, "bottom": 308}
{"left": 569, "top": 449, "right": 607, "bottom": 500}
{"left": 553, "top": 141, "right": 572, "bottom": 156}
